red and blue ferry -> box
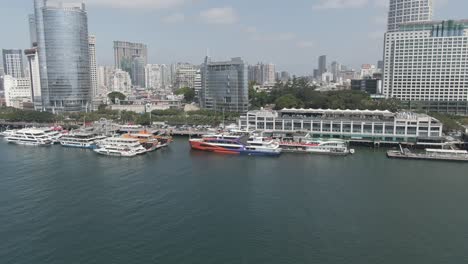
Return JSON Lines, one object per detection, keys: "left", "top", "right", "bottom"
{"left": 189, "top": 134, "right": 282, "bottom": 156}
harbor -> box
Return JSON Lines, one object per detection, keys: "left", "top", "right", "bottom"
{"left": 2, "top": 137, "right": 468, "bottom": 264}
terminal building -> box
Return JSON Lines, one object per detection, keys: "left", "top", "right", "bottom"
{"left": 239, "top": 108, "right": 444, "bottom": 145}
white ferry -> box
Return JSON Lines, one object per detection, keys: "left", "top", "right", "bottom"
{"left": 94, "top": 137, "right": 147, "bottom": 157}
{"left": 246, "top": 137, "right": 283, "bottom": 155}
{"left": 39, "top": 127, "right": 64, "bottom": 144}
{"left": 0, "top": 129, "right": 17, "bottom": 137}
{"left": 5, "top": 129, "right": 53, "bottom": 146}
{"left": 59, "top": 132, "right": 105, "bottom": 149}
{"left": 274, "top": 133, "right": 354, "bottom": 155}
{"left": 305, "top": 139, "right": 355, "bottom": 155}
{"left": 387, "top": 146, "right": 468, "bottom": 162}
{"left": 119, "top": 125, "right": 145, "bottom": 134}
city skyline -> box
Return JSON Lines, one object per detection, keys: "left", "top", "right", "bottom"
{"left": 1, "top": 0, "right": 466, "bottom": 75}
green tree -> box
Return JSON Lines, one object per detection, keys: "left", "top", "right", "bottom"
{"left": 175, "top": 87, "right": 195, "bottom": 103}
{"left": 136, "top": 113, "right": 152, "bottom": 126}
{"left": 108, "top": 92, "right": 126, "bottom": 104}
{"left": 274, "top": 94, "right": 303, "bottom": 110}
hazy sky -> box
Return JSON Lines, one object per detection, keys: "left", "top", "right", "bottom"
{"left": 1, "top": 0, "right": 467, "bottom": 75}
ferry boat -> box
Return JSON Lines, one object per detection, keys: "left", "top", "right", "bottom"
{"left": 59, "top": 132, "right": 105, "bottom": 149}
{"left": 39, "top": 127, "right": 64, "bottom": 144}
{"left": 387, "top": 146, "right": 468, "bottom": 162}
{"left": 305, "top": 139, "right": 355, "bottom": 155}
{"left": 119, "top": 125, "right": 145, "bottom": 134}
{"left": 276, "top": 134, "right": 354, "bottom": 155}
{"left": 94, "top": 137, "right": 147, "bottom": 157}
{"left": 121, "top": 131, "right": 164, "bottom": 152}
{"left": 0, "top": 129, "right": 16, "bottom": 137}
{"left": 4, "top": 129, "right": 53, "bottom": 146}
{"left": 189, "top": 134, "right": 282, "bottom": 156}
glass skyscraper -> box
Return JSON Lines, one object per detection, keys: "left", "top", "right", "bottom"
{"left": 34, "top": 0, "right": 91, "bottom": 112}
{"left": 201, "top": 57, "right": 248, "bottom": 113}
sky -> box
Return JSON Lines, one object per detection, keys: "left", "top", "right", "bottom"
{"left": 1, "top": 0, "right": 467, "bottom": 75}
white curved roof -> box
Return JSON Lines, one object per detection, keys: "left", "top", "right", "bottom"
{"left": 280, "top": 108, "right": 394, "bottom": 116}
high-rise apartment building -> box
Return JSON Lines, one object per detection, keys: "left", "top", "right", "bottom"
{"left": 113, "top": 41, "right": 147, "bottom": 70}
{"left": 3, "top": 75, "right": 32, "bottom": 108}
{"left": 247, "top": 63, "right": 276, "bottom": 85}
{"left": 24, "top": 45, "right": 41, "bottom": 109}
{"left": 200, "top": 57, "right": 248, "bottom": 113}
{"left": 97, "top": 66, "right": 114, "bottom": 96}
{"left": 2, "top": 49, "right": 24, "bottom": 78}
{"left": 110, "top": 69, "right": 132, "bottom": 95}
{"left": 194, "top": 70, "right": 202, "bottom": 102}
{"left": 160, "top": 64, "right": 171, "bottom": 89}
{"left": 34, "top": 0, "right": 92, "bottom": 112}
{"left": 263, "top": 63, "right": 276, "bottom": 85}
{"left": 88, "top": 35, "right": 98, "bottom": 98}
{"left": 174, "top": 63, "right": 197, "bottom": 90}
{"left": 387, "top": 0, "right": 432, "bottom": 32}
{"left": 330, "top": 61, "right": 341, "bottom": 82}
{"left": 383, "top": 20, "right": 468, "bottom": 114}
{"left": 145, "top": 64, "right": 162, "bottom": 90}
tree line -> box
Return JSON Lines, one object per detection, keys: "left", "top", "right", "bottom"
{"left": 249, "top": 77, "right": 400, "bottom": 112}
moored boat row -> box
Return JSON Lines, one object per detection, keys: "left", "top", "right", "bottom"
{"left": 2, "top": 127, "right": 173, "bottom": 157}
{"left": 189, "top": 133, "right": 355, "bottom": 157}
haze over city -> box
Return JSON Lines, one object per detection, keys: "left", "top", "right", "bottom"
{"left": 1, "top": 0, "right": 466, "bottom": 74}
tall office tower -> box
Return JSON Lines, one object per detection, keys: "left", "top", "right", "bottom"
{"left": 280, "top": 71, "right": 290, "bottom": 82}
{"left": 2, "top": 49, "right": 24, "bottom": 78}
{"left": 318, "top": 55, "right": 327, "bottom": 77}
{"left": 174, "top": 63, "right": 197, "bottom": 90}
{"left": 88, "top": 35, "right": 98, "bottom": 98}
{"left": 113, "top": 41, "right": 147, "bottom": 71}
{"left": 313, "top": 69, "right": 319, "bottom": 79}
{"left": 131, "top": 56, "right": 145, "bottom": 88}
{"left": 34, "top": 0, "right": 92, "bottom": 112}
{"left": 28, "top": 14, "right": 37, "bottom": 46}
{"left": 383, "top": 20, "right": 468, "bottom": 114}
{"left": 144, "top": 64, "right": 162, "bottom": 90}
{"left": 24, "top": 44, "right": 42, "bottom": 109}
{"left": 387, "top": 0, "right": 432, "bottom": 32}
{"left": 200, "top": 57, "right": 248, "bottom": 113}
{"left": 377, "top": 60, "right": 384, "bottom": 71}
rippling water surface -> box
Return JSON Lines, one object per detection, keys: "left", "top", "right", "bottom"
{"left": 1, "top": 138, "right": 468, "bottom": 263}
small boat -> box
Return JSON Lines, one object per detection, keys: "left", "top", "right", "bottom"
{"left": 5, "top": 129, "right": 53, "bottom": 146}
{"left": 94, "top": 146, "right": 138, "bottom": 157}
{"left": 94, "top": 137, "right": 147, "bottom": 157}
{"left": 59, "top": 132, "right": 105, "bottom": 149}
{"left": 189, "top": 134, "right": 281, "bottom": 156}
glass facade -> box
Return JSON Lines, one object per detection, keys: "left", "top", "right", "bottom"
{"left": 201, "top": 57, "right": 248, "bottom": 113}
{"left": 34, "top": 0, "right": 91, "bottom": 112}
